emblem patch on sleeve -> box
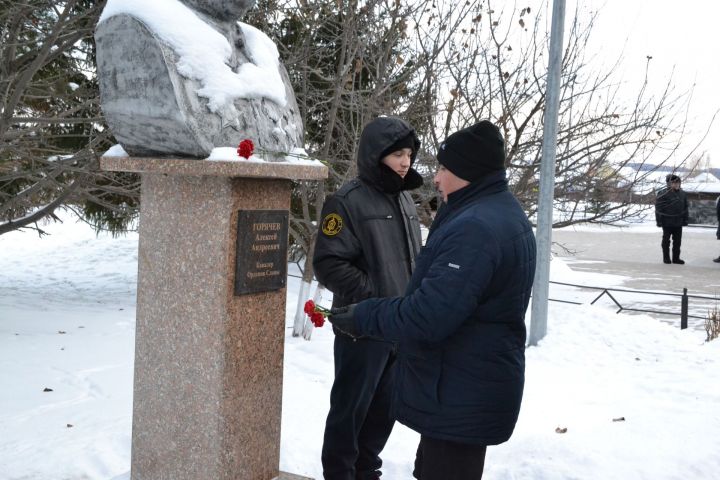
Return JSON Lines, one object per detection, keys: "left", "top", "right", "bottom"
{"left": 322, "top": 213, "right": 343, "bottom": 236}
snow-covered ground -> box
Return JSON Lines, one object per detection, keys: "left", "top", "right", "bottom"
{"left": 1, "top": 211, "right": 719, "bottom": 480}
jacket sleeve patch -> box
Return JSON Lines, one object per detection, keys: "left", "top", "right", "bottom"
{"left": 322, "top": 213, "right": 344, "bottom": 236}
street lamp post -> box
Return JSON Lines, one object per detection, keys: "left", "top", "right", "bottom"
{"left": 529, "top": 0, "right": 567, "bottom": 346}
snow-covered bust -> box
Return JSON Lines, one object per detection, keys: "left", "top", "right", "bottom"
{"left": 95, "top": 0, "right": 303, "bottom": 159}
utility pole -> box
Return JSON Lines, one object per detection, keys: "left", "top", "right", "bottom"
{"left": 528, "top": 0, "right": 567, "bottom": 346}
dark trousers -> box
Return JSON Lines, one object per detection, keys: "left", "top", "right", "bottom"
{"left": 412, "top": 435, "right": 487, "bottom": 480}
{"left": 661, "top": 226, "right": 683, "bottom": 260}
{"left": 322, "top": 335, "right": 396, "bottom": 480}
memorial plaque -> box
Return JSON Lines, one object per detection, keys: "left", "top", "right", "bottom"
{"left": 234, "top": 210, "right": 288, "bottom": 295}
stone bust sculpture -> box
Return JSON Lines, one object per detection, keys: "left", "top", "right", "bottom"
{"left": 95, "top": 0, "right": 303, "bottom": 159}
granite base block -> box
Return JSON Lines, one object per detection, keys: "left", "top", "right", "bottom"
{"left": 274, "top": 472, "right": 314, "bottom": 480}
{"left": 130, "top": 174, "right": 288, "bottom": 479}
{"left": 99, "top": 157, "right": 327, "bottom": 480}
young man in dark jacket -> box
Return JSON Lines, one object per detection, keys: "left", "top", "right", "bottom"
{"left": 655, "top": 174, "right": 689, "bottom": 264}
{"left": 313, "top": 116, "right": 423, "bottom": 480}
{"left": 328, "top": 121, "right": 536, "bottom": 480}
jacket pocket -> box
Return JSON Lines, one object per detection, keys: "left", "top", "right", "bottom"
{"left": 439, "top": 351, "right": 524, "bottom": 410}
{"left": 361, "top": 214, "right": 394, "bottom": 221}
{"left": 399, "top": 349, "right": 442, "bottom": 414}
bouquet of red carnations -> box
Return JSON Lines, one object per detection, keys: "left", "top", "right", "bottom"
{"left": 304, "top": 299, "right": 331, "bottom": 328}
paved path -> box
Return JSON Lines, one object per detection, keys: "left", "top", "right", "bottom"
{"left": 552, "top": 226, "right": 720, "bottom": 294}
{"left": 550, "top": 226, "right": 720, "bottom": 331}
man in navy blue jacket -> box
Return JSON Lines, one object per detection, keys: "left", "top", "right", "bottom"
{"left": 329, "top": 120, "right": 536, "bottom": 480}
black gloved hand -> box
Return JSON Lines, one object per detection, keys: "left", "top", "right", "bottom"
{"left": 329, "top": 304, "right": 359, "bottom": 338}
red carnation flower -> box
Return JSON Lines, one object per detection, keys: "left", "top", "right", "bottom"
{"left": 237, "top": 139, "right": 254, "bottom": 159}
{"left": 304, "top": 299, "right": 316, "bottom": 315}
{"left": 311, "top": 312, "right": 325, "bottom": 328}
{"left": 304, "top": 299, "right": 331, "bottom": 328}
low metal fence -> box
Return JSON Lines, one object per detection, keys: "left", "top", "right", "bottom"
{"left": 549, "top": 281, "right": 718, "bottom": 329}
{"left": 288, "top": 262, "right": 717, "bottom": 330}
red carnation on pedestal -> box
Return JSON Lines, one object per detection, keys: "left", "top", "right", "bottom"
{"left": 304, "top": 299, "right": 331, "bottom": 328}
{"left": 237, "top": 139, "right": 254, "bottom": 159}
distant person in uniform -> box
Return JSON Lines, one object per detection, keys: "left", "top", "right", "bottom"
{"left": 313, "top": 116, "right": 423, "bottom": 480}
{"left": 655, "top": 174, "right": 688, "bottom": 264}
{"left": 714, "top": 194, "right": 720, "bottom": 263}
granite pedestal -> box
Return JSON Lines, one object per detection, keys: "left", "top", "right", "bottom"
{"left": 101, "top": 157, "right": 325, "bottom": 480}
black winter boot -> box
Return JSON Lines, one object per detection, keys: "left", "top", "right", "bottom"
{"left": 663, "top": 250, "right": 671, "bottom": 264}
{"left": 672, "top": 244, "right": 683, "bottom": 264}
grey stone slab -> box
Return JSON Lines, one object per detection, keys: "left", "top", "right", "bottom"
{"left": 95, "top": 1, "right": 303, "bottom": 159}
{"left": 100, "top": 156, "right": 327, "bottom": 180}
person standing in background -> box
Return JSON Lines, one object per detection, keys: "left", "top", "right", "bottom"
{"left": 714, "top": 194, "right": 720, "bottom": 263}
{"left": 655, "top": 174, "right": 688, "bottom": 264}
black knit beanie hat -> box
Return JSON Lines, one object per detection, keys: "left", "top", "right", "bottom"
{"left": 437, "top": 120, "right": 505, "bottom": 182}
{"left": 666, "top": 174, "right": 681, "bottom": 183}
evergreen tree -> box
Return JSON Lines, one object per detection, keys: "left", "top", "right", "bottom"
{"left": 0, "top": 0, "right": 138, "bottom": 236}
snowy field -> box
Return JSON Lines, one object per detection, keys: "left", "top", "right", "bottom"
{"left": 1, "top": 210, "right": 719, "bottom": 480}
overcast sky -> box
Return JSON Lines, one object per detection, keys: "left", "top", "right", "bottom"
{"left": 571, "top": 0, "right": 720, "bottom": 167}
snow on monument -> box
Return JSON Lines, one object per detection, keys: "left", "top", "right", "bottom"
{"left": 95, "top": 0, "right": 303, "bottom": 158}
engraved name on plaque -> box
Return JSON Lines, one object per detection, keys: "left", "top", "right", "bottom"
{"left": 234, "top": 210, "right": 289, "bottom": 295}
